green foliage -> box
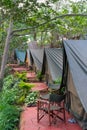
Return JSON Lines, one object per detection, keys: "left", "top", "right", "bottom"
{"left": 17, "top": 80, "right": 34, "bottom": 104}
{"left": 36, "top": 71, "right": 43, "bottom": 81}
{"left": 0, "top": 75, "right": 21, "bottom": 130}
{"left": 0, "top": 103, "right": 20, "bottom": 130}
{"left": 18, "top": 81, "right": 34, "bottom": 90}
{"left": 14, "top": 71, "right": 27, "bottom": 81}
{"left": 25, "top": 91, "right": 38, "bottom": 106}
{"left": 1, "top": 88, "right": 18, "bottom": 105}
{"left": 2, "top": 74, "right": 20, "bottom": 105}
{"left": 53, "top": 77, "right": 62, "bottom": 84}
{"left": 4, "top": 65, "right": 13, "bottom": 77}
{"left": 60, "top": 87, "right": 65, "bottom": 95}
{"left": 1, "top": 0, "right": 87, "bottom": 59}
{"left": 3, "top": 74, "right": 14, "bottom": 89}
{"left": 16, "top": 95, "right": 25, "bottom": 105}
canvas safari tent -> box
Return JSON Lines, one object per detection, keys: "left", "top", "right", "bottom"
{"left": 42, "top": 48, "right": 63, "bottom": 84}
{"left": 14, "top": 49, "right": 26, "bottom": 64}
{"left": 62, "top": 40, "right": 87, "bottom": 130}
{"left": 29, "top": 49, "right": 44, "bottom": 72}
{"left": 25, "top": 40, "right": 44, "bottom": 71}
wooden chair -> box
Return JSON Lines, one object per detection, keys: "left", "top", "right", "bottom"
{"left": 37, "top": 93, "right": 66, "bottom": 125}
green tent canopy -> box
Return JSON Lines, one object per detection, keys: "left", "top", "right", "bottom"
{"left": 62, "top": 40, "right": 87, "bottom": 129}
{"left": 14, "top": 49, "right": 26, "bottom": 63}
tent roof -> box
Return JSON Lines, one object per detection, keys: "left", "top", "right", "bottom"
{"left": 14, "top": 49, "right": 26, "bottom": 62}
{"left": 63, "top": 40, "right": 87, "bottom": 113}
{"left": 30, "top": 49, "right": 44, "bottom": 71}
{"left": 44, "top": 48, "right": 63, "bottom": 81}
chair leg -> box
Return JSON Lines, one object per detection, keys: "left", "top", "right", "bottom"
{"left": 63, "top": 102, "right": 66, "bottom": 122}
{"left": 37, "top": 100, "right": 46, "bottom": 123}
{"left": 48, "top": 103, "right": 51, "bottom": 125}
{"left": 37, "top": 100, "right": 66, "bottom": 125}
{"left": 37, "top": 101, "right": 39, "bottom": 123}
{"left": 63, "top": 108, "right": 66, "bottom": 122}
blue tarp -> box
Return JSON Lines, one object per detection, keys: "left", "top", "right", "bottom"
{"left": 14, "top": 49, "right": 26, "bottom": 62}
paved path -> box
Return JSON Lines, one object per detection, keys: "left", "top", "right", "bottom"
{"left": 20, "top": 107, "right": 82, "bottom": 130}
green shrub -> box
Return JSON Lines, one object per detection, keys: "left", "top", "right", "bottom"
{"left": 4, "top": 66, "right": 13, "bottom": 77}
{"left": 1, "top": 87, "right": 20, "bottom": 105}
{"left": 18, "top": 81, "right": 34, "bottom": 95}
{"left": 18, "top": 81, "right": 34, "bottom": 90}
{"left": 53, "top": 77, "right": 62, "bottom": 84}
{"left": 2, "top": 75, "right": 20, "bottom": 105}
{"left": 2, "top": 74, "right": 32, "bottom": 105}
{"left": 0, "top": 103, "right": 21, "bottom": 130}
{"left": 14, "top": 71, "right": 27, "bottom": 81}
{"left": 0, "top": 74, "right": 22, "bottom": 130}
{"left": 15, "top": 81, "right": 34, "bottom": 104}
{"left": 0, "top": 73, "right": 36, "bottom": 129}
{"left": 60, "top": 87, "right": 65, "bottom": 95}
{"left": 25, "top": 91, "right": 38, "bottom": 106}
{"left": 36, "top": 71, "right": 43, "bottom": 81}
{"left": 3, "top": 75, "right": 14, "bottom": 89}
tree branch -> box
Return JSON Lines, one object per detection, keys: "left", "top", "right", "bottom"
{"left": 13, "top": 34, "right": 30, "bottom": 37}
{"left": 12, "top": 14, "right": 87, "bottom": 34}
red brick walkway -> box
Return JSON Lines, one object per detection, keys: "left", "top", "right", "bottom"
{"left": 19, "top": 78, "right": 82, "bottom": 130}
{"left": 31, "top": 82, "right": 48, "bottom": 92}
{"left": 11, "top": 65, "right": 82, "bottom": 130}
{"left": 19, "top": 107, "right": 82, "bottom": 130}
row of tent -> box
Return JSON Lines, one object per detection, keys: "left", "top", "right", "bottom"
{"left": 14, "top": 40, "right": 87, "bottom": 129}
{"left": 27, "top": 48, "right": 63, "bottom": 83}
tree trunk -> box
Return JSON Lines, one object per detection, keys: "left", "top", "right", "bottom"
{"left": 0, "top": 21, "right": 13, "bottom": 81}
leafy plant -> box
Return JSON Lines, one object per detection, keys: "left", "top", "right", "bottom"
{"left": 16, "top": 81, "right": 35, "bottom": 104}
{"left": 3, "top": 74, "right": 35, "bottom": 105}
{"left": 53, "top": 77, "right": 62, "bottom": 84}
{"left": 4, "top": 65, "right": 13, "bottom": 77}
{"left": 0, "top": 74, "right": 22, "bottom": 130}
{"left": 3, "top": 74, "right": 14, "bottom": 89}
{"left": 36, "top": 71, "right": 43, "bottom": 81}
{"left": 18, "top": 81, "right": 34, "bottom": 90}
{"left": 25, "top": 91, "right": 38, "bottom": 106}
{"left": 14, "top": 71, "right": 27, "bottom": 81}
{"left": 60, "top": 87, "right": 65, "bottom": 95}
{"left": 0, "top": 103, "right": 21, "bottom": 130}
{"left": 1, "top": 88, "right": 18, "bottom": 105}
{"left": 2, "top": 75, "right": 20, "bottom": 105}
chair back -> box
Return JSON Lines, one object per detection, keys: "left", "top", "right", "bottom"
{"left": 49, "top": 93, "right": 65, "bottom": 103}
